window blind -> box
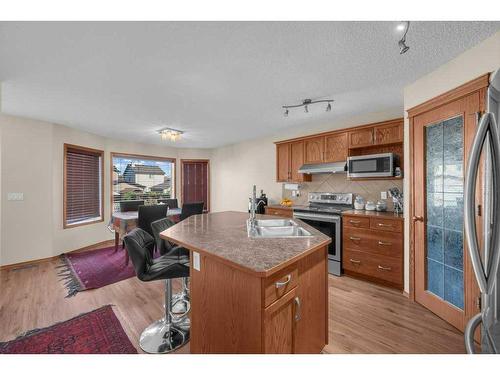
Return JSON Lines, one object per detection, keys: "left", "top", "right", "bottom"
{"left": 65, "top": 146, "right": 103, "bottom": 226}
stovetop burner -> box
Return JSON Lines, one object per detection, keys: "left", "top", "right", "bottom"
{"left": 292, "top": 192, "right": 353, "bottom": 215}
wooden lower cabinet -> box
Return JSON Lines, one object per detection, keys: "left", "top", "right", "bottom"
{"left": 342, "top": 213, "right": 403, "bottom": 290}
{"left": 190, "top": 246, "right": 328, "bottom": 353}
{"left": 265, "top": 206, "right": 293, "bottom": 218}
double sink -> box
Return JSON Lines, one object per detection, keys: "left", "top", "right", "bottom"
{"left": 247, "top": 218, "right": 312, "bottom": 238}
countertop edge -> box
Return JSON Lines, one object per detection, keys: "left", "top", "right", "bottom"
{"left": 162, "top": 232, "right": 331, "bottom": 278}
{"left": 342, "top": 209, "right": 404, "bottom": 220}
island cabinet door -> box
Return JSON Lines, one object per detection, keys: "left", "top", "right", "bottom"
{"left": 263, "top": 288, "right": 298, "bottom": 354}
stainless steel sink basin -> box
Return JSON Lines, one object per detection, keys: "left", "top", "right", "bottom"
{"left": 247, "top": 219, "right": 312, "bottom": 238}
{"left": 254, "top": 219, "right": 296, "bottom": 227}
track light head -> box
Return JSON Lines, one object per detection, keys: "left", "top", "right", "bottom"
{"left": 326, "top": 102, "right": 332, "bottom": 112}
{"left": 397, "top": 21, "right": 410, "bottom": 55}
{"left": 284, "top": 108, "right": 289, "bottom": 117}
{"left": 399, "top": 39, "right": 409, "bottom": 54}
{"left": 304, "top": 105, "right": 309, "bottom": 113}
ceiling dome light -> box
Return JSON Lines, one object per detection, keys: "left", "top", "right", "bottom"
{"left": 157, "top": 127, "right": 184, "bottom": 142}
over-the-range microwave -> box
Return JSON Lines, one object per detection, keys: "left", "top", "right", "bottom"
{"left": 347, "top": 152, "right": 396, "bottom": 178}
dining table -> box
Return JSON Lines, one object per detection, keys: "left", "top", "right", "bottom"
{"left": 110, "top": 208, "right": 182, "bottom": 264}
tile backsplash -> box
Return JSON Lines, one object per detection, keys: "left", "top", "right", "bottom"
{"left": 281, "top": 174, "right": 404, "bottom": 211}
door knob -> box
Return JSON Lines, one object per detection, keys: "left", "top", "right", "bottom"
{"left": 412, "top": 215, "right": 424, "bottom": 222}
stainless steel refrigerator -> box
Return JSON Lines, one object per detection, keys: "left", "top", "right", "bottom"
{"left": 464, "top": 68, "right": 500, "bottom": 353}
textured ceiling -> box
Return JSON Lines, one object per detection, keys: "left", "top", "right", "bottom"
{"left": 0, "top": 21, "right": 498, "bottom": 148}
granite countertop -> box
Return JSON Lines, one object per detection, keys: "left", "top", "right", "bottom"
{"left": 342, "top": 209, "right": 404, "bottom": 220}
{"left": 160, "top": 211, "right": 331, "bottom": 277}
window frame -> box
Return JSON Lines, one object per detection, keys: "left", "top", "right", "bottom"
{"left": 110, "top": 152, "right": 176, "bottom": 217}
{"left": 63, "top": 143, "right": 105, "bottom": 229}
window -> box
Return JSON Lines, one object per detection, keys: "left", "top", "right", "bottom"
{"left": 111, "top": 153, "right": 175, "bottom": 213}
{"left": 64, "top": 144, "right": 104, "bottom": 228}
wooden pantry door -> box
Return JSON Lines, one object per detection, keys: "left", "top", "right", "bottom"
{"left": 181, "top": 159, "right": 210, "bottom": 211}
{"left": 410, "top": 80, "right": 487, "bottom": 332}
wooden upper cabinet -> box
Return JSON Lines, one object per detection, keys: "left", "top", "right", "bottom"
{"left": 276, "top": 141, "right": 311, "bottom": 183}
{"left": 276, "top": 143, "right": 290, "bottom": 182}
{"left": 374, "top": 121, "right": 403, "bottom": 145}
{"left": 324, "top": 132, "right": 348, "bottom": 162}
{"left": 348, "top": 127, "right": 374, "bottom": 148}
{"left": 290, "top": 141, "right": 310, "bottom": 182}
{"left": 304, "top": 136, "right": 325, "bottom": 164}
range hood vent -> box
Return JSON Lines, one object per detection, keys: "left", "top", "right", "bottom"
{"left": 298, "top": 162, "right": 347, "bottom": 174}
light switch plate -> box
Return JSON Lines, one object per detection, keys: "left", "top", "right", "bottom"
{"left": 7, "top": 192, "right": 24, "bottom": 201}
{"left": 193, "top": 251, "right": 201, "bottom": 271}
{"left": 381, "top": 191, "right": 387, "bottom": 200}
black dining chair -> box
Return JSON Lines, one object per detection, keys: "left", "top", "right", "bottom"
{"left": 158, "top": 198, "right": 178, "bottom": 209}
{"left": 138, "top": 204, "right": 169, "bottom": 238}
{"left": 180, "top": 202, "right": 205, "bottom": 221}
{"left": 120, "top": 200, "right": 145, "bottom": 212}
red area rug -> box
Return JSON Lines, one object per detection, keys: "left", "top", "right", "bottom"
{"left": 0, "top": 305, "right": 137, "bottom": 354}
{"left": 58, "top": 246, "right": 136, "bottom": 297}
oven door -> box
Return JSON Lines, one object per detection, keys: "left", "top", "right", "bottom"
{"left": 293, "top": 212, "right": 341, "bottom": 262}
{"left": 347, "top": 153, "right": 393, "bottom": 178}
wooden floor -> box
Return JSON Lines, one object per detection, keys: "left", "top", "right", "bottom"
{"left": 0, "top": 254, "right": 465, "bottom": 353}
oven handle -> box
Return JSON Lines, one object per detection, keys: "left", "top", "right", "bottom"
{"left": 293, "top": 213, "right": 340, "bottom": 223}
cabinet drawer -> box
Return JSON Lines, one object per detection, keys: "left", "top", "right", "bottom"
{"left": 263, "top": 265, "right": 298, "bottom": 307}
{"left": 370, "top": 217, "right": 402, "bottom": 233}
{"left": 343, "top": 248, "right": 402, "bottom": 286}
{"left": 343, "top": 216, "right": 370, "bottom": 229}
{"left": 343, "top": 228, "right": 402, "bottom": 258}
{"left": 265, "top": 207, "right": 293, "bottom": 218}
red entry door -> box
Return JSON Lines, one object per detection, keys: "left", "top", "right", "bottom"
{"left": 181, "top": 160, "right": 209, "bottom": 211}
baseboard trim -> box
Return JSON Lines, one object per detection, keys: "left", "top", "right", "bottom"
{"left": 402, "top": 291, "right": 409, "bottom": 298}
{"left": 0, "top": 239, "right": 115, "bottom": 271}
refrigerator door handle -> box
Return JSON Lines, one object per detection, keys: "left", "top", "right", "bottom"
{"left": 465, "top": 113, "right": 492, "bottom": 293}
{"left": 464, "top": 312, "right": 482, "bottom": 354}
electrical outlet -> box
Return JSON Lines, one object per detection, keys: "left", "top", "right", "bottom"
{"left": 381, "top": 191, "right": 387, "bottom": 200}
{"left": 193, "top": 251, "right": 201, "bottom": 271}
{"left": 7, "top": 192, "right": 24, "bottom": 201}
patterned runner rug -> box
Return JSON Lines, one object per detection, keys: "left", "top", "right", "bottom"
{"left": 0, "top": 305, "right": 137, "bottom": 354}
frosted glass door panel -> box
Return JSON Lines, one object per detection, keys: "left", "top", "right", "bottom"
{"left": 425, "top": 116, "right": 464, "bottom": 309}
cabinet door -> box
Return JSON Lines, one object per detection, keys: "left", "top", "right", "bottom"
{"left": 276, "top": 143, "right": 290, "bottom": 182}
{"left": 374, "top": 121, "right": 403, "bottom": 145}
{"left": 348, "top": 128, "right": 374, "bottom": 148}
{"left": 304, "top": 136, "right": 324, "bottom": 164}
{"left": 263, "top": 288, "right": 297, "bottom": 354}
{"left": 289, "top": 141, "right": 311, "bottom": 182}
{"left": 324, "top": 132, "right": 348, "bottom": 162}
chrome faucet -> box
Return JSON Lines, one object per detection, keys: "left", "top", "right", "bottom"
{"left": 249, "top": 185, "right": 265, "bottom": 228}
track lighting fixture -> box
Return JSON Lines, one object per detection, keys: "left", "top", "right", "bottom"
{"left": 398, "top": 21, "right": 410, "bottom": 54}
{"left": 157, "top": 127, "right": 184, "bottom": 142}
{"left": 282, "top": 98, "right": 334, "bottom": 117}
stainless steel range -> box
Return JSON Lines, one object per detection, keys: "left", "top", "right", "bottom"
{"left": 293, "top": 192, "right": 353, "bottom": 276}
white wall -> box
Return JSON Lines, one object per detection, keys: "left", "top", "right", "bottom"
{"left": 0, "top": 114, "right": 211, "bottom": 266}
{"left": 402, "top": 30, "right": 500, "bottom": 293}
{"left": 210, "top": 109, "right": 402, "bottom": 213}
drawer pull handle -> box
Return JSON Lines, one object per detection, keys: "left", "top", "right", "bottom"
{"left": 349, "top": 220, "right": 361, "bottom": 224}
{"left": 294, "top": 296, "right": 301, "bottom": 322}
{"left": 349, "top": 259, "right": 361, "bottom": 264}
{"left": 378, "top": 223, "right": 393, "bottom": 228}
{"left": 378, "top": 265, "right": 392, "bottom": 271}
{"left": 378, "top": 241, "right": 392, "bottom": 246}
{"left": 275, "top": 274, "right": 292, "bottom": 288}
{"left": 349, "top": 236, "right": 361, "bottom": 241}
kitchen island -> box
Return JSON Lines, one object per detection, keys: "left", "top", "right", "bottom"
{"left": 160, "top": 211, "right": 331, "bottom": 354}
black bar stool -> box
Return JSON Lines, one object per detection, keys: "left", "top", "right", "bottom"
{"left": 151, "top": 217, "right": 190, "bottom": 314}
{"left": 124, "top": 228, "right": 190, "bottom": 353}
